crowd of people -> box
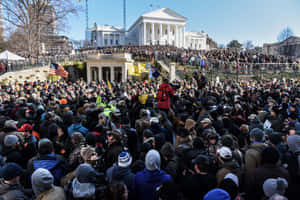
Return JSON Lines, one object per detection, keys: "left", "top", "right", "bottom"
{"left": 3, "top": 45, "right": 299, "bottom": 76}
{"left": 0, "top": 72, "right": 299, "bottom": 200}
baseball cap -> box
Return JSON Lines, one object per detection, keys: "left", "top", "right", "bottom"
{"left": 17, "top": 123, "right": 33, "bottom": 132}
{"left": 217, "top": 146, "right": 232, "bottom": 160}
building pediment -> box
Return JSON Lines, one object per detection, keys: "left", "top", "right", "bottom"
{"left": 142, "top": 8, "right": 187, "bottom": 22}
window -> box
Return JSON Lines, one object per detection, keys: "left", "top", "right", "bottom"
{"left": 104, "top": 39, "right": 108, "bottom": 45}
{"left": 165, "top": 29, "right": 168, "bottom": 35}
{"left": 116, "top": 40, "right": 119, "bottom": 45}
{"left": 110, "top": 39, "right": 113, "bottom": 45}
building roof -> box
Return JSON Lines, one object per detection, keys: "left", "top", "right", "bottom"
{"left": 88, "top": 25, "right": 124, "bottom": 32}
{"left": 142, "top": 8, "right": 187, "bottom": 21}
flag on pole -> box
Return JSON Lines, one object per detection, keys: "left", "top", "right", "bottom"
{"left": 48, "top": 63, "right": 68, "bottom": 78}
{"left": 107, "top": 80, "right": 112, "bottom": 90}
{"left": 149, "top": 65, "right": 160, "bottom": 78}
{"left": 48, "top": 63, "right": 58, "bottom": 75}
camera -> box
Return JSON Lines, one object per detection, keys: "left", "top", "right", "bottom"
{"left": 170, "top": 82, "right": 180, "bottom": 90}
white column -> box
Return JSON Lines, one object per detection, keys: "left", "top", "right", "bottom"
{"left": 175, "top": 25, "right": 178, "bottom": 47}
{"left": 181, "top": 26, "right": 184, "bottom": 48}
{"left": 183, "top": 26, "right": 185, "bottom": 48}
{"left": 178, "top": 26, "right": 182, "bottom": 47}
{"left": 98, "top": 66, "right": 102, "bottom": 81}
{"left": 138, "top": 24, "right": 141, "bottom": 45}
{"left": 167, "top": 24, "right": 170, "bottom": 45}
{"left": 151, "top": 23, "right": 155, "bottom": 45}
{"left": 101, "top": 33, "right": 104, "bottom": 46}
{"left": 159, "top": 23, "right": 163, "bottom": 45}
{"left": 87, "top": 65, "right": 91, "bottom": 83}
{"left": 143, "top": 22, "right": 146, "bottom": 45}
{"left": 111, "top": 67, "right": 114, "bottom": 81}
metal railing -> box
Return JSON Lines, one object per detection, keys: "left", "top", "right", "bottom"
{"left": 0, "top": 54, "right": 88, "bottom": 75}
{"left": 176, "top": 62, "right": 300, "bottom": 81}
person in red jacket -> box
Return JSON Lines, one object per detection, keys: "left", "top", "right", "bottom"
{"left": 157, "top": 78, "right": 174, "bottom": 112}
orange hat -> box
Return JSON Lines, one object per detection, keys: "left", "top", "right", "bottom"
{"left": 60, "top": 98, "right": 67, "bottom": 105}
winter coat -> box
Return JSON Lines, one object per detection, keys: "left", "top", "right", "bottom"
{"left": 245, "top": 142, "right": 267, "bottom": 175}
{"left": 39, "top": 120, "right": 56, "bottom": 139}
{"left": 68, "top": 123, "right": 89, "bottom": 137}
{"left": 27, "top": 153, "right": 68, "bottom": 186}
{"left": 22, "top": 135, "right": 38, "bottom": 163}
{"left": 1, "top": 148, "right": 24, "bottom": 168}
{"left": 216, "top": 159, "right": 241, "bottom": 185}
{"left": 104, "top": 142, "right": 123, "bottom": 169}
{"left": 157, "top": 83, "right": 174, "bottom": 110}
{"left": 133, "top": 169, "right": 172, "bottom": 200}
{"left": 0, "top": 179, "right": 31, "bottom": 200}
{"left": 181, "top": 173, "right": 217, "bottom": 200}
{"left": 106, "top": 164, "right": 135, "bottom": 191}
{"left": 36, "top": 186, "right": 65, "bottom": 200}
{"left": 269, "top": 116, "right": 283, "bottom": 132}
{"left": 161, "top": 156, "right": 179, "bottom": 181}
{"left": 245, "top": 164, "right": 290, "bottom": 200}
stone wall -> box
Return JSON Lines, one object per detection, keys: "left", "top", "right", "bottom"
{"left": 0, "top": 66, "right": 49, "bottom": 83}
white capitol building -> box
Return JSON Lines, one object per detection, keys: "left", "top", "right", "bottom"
{"left": 86, "top": 8, "right": 211, "bottom": 50}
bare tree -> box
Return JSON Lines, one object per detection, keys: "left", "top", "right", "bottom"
{"left": 243, "top": 40, "right": 254, "bottom": 50}
{"left": 2, "top": 0, "right": 80, "bottom": 56}
{"left": 277, "top": 27, "right": 294, "bottom": 42}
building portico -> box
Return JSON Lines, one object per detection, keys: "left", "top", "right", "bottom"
{"left": 86, "top": 53, "right": 134, "bottom": 83}
{"left": 128, "top": 8, "right": 187, "bottom": 48}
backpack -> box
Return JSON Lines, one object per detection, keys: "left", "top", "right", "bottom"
{"left": 157, "top": 87, "right": 168, "bottom": 102}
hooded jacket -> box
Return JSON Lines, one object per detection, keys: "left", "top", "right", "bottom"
{"left": 68, "top": 123, "right": 89, "bottom": 137}
{"left": 133, "top": 169, "right": 172, "bottom": 200}
{"left": 106, "top": 164, "right": 135, "bottom": 191}
{"left": 28, "top": 153, "right": 68, "bottom": 186}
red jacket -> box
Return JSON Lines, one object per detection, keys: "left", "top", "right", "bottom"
{"left": 157, "top": 83, "right": 174, "bottom": 110}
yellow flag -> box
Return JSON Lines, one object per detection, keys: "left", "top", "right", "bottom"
{"left": 107, "top": 80, "right": 112, "bottom": 90}
{"left": 138, "top": 94, "right": 149, "bottom": 104}
{"left": 134, "top": 65, "right": 139, "bottom": 74}
{"left": 128, "top": 64, "right": 136, "bottom": 76}
{"left": 138, "top": 63, "right": 149, "bottom": 73}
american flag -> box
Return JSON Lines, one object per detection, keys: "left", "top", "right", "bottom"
{"left": 49, "top": 63, "right": 68, "bottom": 78}
{"left": 48, "top": 63, "right": 58, "bottom": 75}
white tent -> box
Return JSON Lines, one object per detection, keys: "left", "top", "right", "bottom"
{"left": 0, "top": 50, "right": 25, "bottom": 61}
